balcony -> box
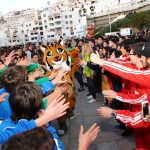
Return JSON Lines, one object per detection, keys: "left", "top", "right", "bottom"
{"left": 53, "top": 13, "right": 60, "bottom": 17}
{"left": 54, "top": 18, "right": 61, "bottom": 22}
{"left": 55, "top": 28, "right": 62, "bottom": 34}
{"left": 55, "top": 22, "right": 62, "bottom": 28}
{"left": 47, "top": 30, "right": 55, "bottom": 35}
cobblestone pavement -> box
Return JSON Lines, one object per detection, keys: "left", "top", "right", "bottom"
{"left": 58, "top": 87, "right": 135, "bottom": 150}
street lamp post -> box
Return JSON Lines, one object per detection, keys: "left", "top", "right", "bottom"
{"left": 108, "top": 8, "right": 111, "bottom": 33}
{"left": 108, "top": 1, "right": 113, "bottom": 34}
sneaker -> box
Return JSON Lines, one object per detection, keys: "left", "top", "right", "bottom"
{"left": 114, "top": 125, "right": 124, "bottom": 130}
{"left": 57, "top": 126, "right": 67, "bottom": 136}
{"left": 78, "top": 87, "right": 85, "bottom": 92}
{"left": 121, "top": 130, "right": 132, "bottom": 136}
{"left": 68, "top": 111, "right": 76, "bottom": 120}
{"left": 70, "top": 114, "right": 76, "bottom": 120}
{"left": 57, "top": 129, "right": 66, "bottom": 136}
{"left": 87, "top": 95, "right": 93, "bottom": 99}
{"left": 88, "top": 98, "right": 96, "bottom": 103}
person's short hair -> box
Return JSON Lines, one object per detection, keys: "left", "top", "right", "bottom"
{"left": 31, "top": 52, "right": 38, "bottom": 58}
{"left": 1, "top": 127, "right": 55, "bottom": 150}
{"left": 109, "top": 38, "right": 119, "bottom": 43}
{"left": 114, "top": 50, "right": 122, "bottom": 58}
{"left": 9, "top": 82, "right": 42, "bottom": 121}
{"left": 1, "top": 65, "right": 28, "bottom": 92}
{"left": 119, "top": 42, "right": 131, "bottom": 53}
{"left": 79, "top": 39, "right": 84, "bottom": 43}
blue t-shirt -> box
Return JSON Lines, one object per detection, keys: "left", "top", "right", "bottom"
{"left": 0, "top": 88, "right": 11, "bottom": 120}
{"left": 0, "top": 119, "right": 64, "bottom": 150}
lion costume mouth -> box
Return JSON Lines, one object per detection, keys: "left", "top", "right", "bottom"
{"left": 54, "top": 58, "right": 61, "bottom": 62}
{"left": 52, "top": 57, "right": 63, "bottom": 65}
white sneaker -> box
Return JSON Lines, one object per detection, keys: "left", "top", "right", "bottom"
{"left": 88, "top": 98, "right": 96, "bottom": 104}
{"left": 87, "top": 95, "right": 93, "bottom": 99}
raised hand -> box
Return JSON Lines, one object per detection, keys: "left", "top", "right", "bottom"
{"left": 16, "top": 58, "right": 30, "bottom": 66}
{"left": 45, "top": 85, "right": 66, "bottom": 105}
{"left": 52, "top": 69, "right": 67, "bottom": 85}
{"left": 5, "top": 50, "right": 15, "bottom": 66}
{"left": 76, "top": 59, "right": 87, "bottom": 66}
{"left": 35, "top": 94, "right": 69, "bottom": 127}
{"left": 78, "top": 123, "right": 100, "bottom": 150}
{"left": 102, "top": 90, "right": 117, "bottom": 99}
{"left": 0, "top": 93, "right": 8, "bottom": 102}
{"left": 90, "top": 51, "right": 104, "bottom": 66}
{"left": 97, "top": 107, "right": 114, "bottom": 118}
{"left": 48, "top": 70, "right": 58, "bottom": 80}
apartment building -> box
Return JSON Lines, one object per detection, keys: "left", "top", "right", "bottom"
{"left": 0, "top": 0, "right": 148, "bottom": 46}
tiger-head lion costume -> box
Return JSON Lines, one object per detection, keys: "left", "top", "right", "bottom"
{"left": 40, "top": 40, "right": 79, "bottom": 135}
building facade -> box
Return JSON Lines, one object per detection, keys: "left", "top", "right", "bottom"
{"left": 0, "top": 0, "right": 149, "bottom": 46}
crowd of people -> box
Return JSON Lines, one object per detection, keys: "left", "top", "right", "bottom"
{"left": 0, "top": 28, "right": 150, "bottom": 150}
{"left": 75, "top": 29, "right": 150, "bottom": 150}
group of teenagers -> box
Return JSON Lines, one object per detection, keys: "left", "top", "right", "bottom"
{"left": 0, "top": 44, "right": 99, "bottom": 150}
{"left": 73, "top": 29, "right": 150, "bottom": 150}
{"left": 0, "top": 28, "right": 150, "bottom": 150}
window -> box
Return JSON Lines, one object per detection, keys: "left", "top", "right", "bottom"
{"left": 39, "top": 21, "right": 42, "bottom": 25}
{"left": 70, "top": 21, "right": 73, "bottom": 24}
{"left": 31, "top": 38, "right": 34, "bottom": 40}
{"left": 66, "top": 27, "right": 69, "bottom": 29}
{"left": 83, "top": 8, "right": 87, "bottom": 13}
{"left": 65, "top": 21, "right": 68, "bottom": 24}
{"left": 39, "top": 27, "right": 43, "bottom": 30}
{"left": 43, "top": 14, "right": 46, "bottom": 17}
{"left": 65, "top": 15, "right": 68, "bottom": 18}
{"left": 71, "top": 32, "right": 74, "bottom": 35}
{"left": 26, "top": 25, "right": 28, "bottom": 27}
{"left": 69, "top": 15, "right": 72, "bottom": 18}
{"left": 45, "top": 25, "right": 47, "bottom": 28}
{"left": 50, "top": 29, "right": 55, "bottom": 32}
{"left": 29, "top": 24, "right": 31, "bottom": 26}
{"left": 38, "top": 16, "right": 42, "bottom": 20}
{"left": 63, "top": 33, "right": 66, "bottom": 36}
{"left": 44, "top": 20, "right": 47, "bottom": 23}
{"left": 40, "top": 32, "right": 43, "bottom": 35}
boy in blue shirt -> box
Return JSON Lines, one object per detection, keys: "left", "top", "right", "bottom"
{"left": 0, "top": 82, "right": 64, "bottom": 150}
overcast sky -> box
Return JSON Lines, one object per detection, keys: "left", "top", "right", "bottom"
{"left": 0, "top": 0, "right": 57, "bottom": 14}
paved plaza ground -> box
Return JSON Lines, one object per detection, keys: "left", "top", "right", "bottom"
{"left": 58, "top": 87, "right": 135, "bottom": 150}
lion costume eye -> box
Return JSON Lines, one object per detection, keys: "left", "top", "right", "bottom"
{"left": 57, "top": 48, "right": 64, "bottom": 54}
{"left": 46, "top": 51, "right": 52, "bottom": 57}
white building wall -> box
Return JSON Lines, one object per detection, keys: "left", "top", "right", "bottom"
{"left": 0, "top": 0, "right": 147, "bottom": 46}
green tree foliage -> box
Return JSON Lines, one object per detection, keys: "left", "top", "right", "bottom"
{"left": 95, "top": 10, "right": 150, "bottom": 37}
